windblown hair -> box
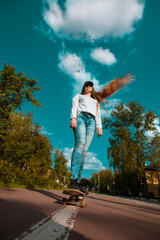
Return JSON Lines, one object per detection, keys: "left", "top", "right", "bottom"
{"left": 81, "top": 73, "right": 134, "bottom": 111}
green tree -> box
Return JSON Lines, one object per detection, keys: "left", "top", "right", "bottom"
{"left": 148, "top": 133, "right": 160, "bottom": 185}
{"left": 53, "top": 149, "right": 69, "bottom": 184}
{"left": 65, "top": 172, "right": 71, "bottom": 187}
{"left": 89, "top": 170, "right": 112, "bottom": 193}
{"left": 99, "top": 169, "right": 112, "bottom": 192}
{"left": 103, "top": 101, "right": 158, "bottom": 196}
{"left": 0, "top": 112, "right": 53, "bottom": 188}
{"left": 90, "top": 172, "right": 99, "bottom": 192}
{"left": 0, "top": 63, "right": 57, "bottom": 189}
{"left": 0, "top": 63, "right": 42, "bottom": 144}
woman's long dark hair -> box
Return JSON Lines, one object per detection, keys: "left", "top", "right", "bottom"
{"left": 81, "top": 73, "right": 134, "bottom": 111}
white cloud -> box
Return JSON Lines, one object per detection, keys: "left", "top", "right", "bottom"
{"left": 91, "top": 48, "right": 117, "bottom": 65}
{"left": 145, "top": 118, "right": 160, "bottom": 138}
{"left": 63, "top": 147, "right": 105, "bottom": 170}
{"left": 58, "top": 51, "right": 106, "bottom": 95}
{"left": 84, "top": 152, "right": 105, "bottom": 170}
{"left": 40, "top": 127, "right": 53, "bottom": 136}
{"left": 43, "top": 0, "right": 144, "bottom": 41}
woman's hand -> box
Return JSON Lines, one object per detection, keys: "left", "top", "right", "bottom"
{"left": 96, "top": 128, "right": 103, "bottom": 137}
{"left": 70, "top": 118, "right": 77, "bottom": 129}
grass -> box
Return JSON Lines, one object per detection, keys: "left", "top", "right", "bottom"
{"left": 0, "top": 182, "right": 26, "bottom": 189}
{"left": 0, "top": 182, "right": 68, "bottom": 190}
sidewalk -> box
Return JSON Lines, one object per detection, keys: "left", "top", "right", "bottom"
{"left": 96, "top": 192, "right": 160, "bottom": 205}
{"left": 129, "top": 196, "right": 160, "bottom": 204}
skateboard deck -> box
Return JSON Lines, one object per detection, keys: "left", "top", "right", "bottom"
{"left": 62, "top": 189, "right": 86, "bottom": 208}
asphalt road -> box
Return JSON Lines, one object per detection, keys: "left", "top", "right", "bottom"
{"left": 0, "top": 188, "right": 160, "bottom": 240}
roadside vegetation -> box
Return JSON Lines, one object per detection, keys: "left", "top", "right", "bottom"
{"left": 0, "top": 63, "right": 69, "bottom": 189}
{"left": 84, "top": 102, "right": 160, "bottom": 198}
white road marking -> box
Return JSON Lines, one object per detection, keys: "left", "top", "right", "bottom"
{"left": 14, "top": 206, "right": 79, "bottom": 240}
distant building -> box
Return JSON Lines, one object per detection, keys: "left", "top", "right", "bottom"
{"left": 144, "top": 166, "right": 160, "bottom": 199}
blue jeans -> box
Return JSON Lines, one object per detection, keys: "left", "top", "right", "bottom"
{"left": 71, "top": 112, "right": 96, "bottom": 183}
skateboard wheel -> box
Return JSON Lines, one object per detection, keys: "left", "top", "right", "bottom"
{"left": 62, "top": 198, "right": 67, "bottom": 205}
{"left": 80, "top": 198, "right": 86, "bottom": 208}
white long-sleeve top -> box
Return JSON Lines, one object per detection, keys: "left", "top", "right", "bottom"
{"left": 70, "top": 94, "right": 102, "bottom": 129}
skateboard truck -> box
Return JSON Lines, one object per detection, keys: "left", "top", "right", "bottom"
{"left": 62, "top": 189, "right": 86, "bottom": 208}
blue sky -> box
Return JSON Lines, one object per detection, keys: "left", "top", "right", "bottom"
{"left": 0, "top": 0, "right": 160, "bottom": 179}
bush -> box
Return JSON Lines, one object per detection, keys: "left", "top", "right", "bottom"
{"left": 148, "top": 192, "right": 155, "bottom": 199}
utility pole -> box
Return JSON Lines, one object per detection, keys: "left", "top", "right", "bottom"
{"left": 98, "top": 174, "right": 100, "bottom": 193}
{"left": 63, "top": 176, "right": 66, "bottom": 187}
{"left": 94, "top": 175, "right": 96, "bottom": 193}
{"left": 109, "top": 162, "right": 112, "bottom": 193}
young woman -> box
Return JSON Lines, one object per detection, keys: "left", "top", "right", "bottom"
{"left": 69, "top": 73, "right": 134, "bottom": 193}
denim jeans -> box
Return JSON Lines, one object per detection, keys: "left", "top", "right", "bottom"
{"left": 71, "top": 112, "right": 96, "bottom": 183}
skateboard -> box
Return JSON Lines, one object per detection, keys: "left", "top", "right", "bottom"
{"left": 62, "top": 189, "right": 86, "bottom": 208}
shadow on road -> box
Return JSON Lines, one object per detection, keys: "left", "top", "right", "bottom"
{"left": 0, "top": 198, "right": 48, "bottom": 240}
{"left": 68, "top": 230, "right": 92, "bottom": 240}
{"left": 0, "top": 197, "right": 91, "bottom": 240}
{"left": 30, "top": 189, "right": 63, "bottom": 204}
{"left": 0, "top": 189, "right": 91, "bottom": 240}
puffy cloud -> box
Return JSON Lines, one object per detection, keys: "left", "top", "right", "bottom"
{"left": 84, "top": 152, "right": 105, "bottom": 170}
{"left": 91, "top": 48, "right": 117, "bottom": 66}
{"left": 58, "top": 52, "right": 91, "bottom": 82}
{"left": 63, "top": 147, "right": 105, "bottom": 170}
{"left": 63, "top": 147, "right": 73, "bottom": 166}
{"left": 58, "top": 51, "right": 106, "bottom": 95}
{"left": 43, "top": 0, "right": 144, "bottom": 41}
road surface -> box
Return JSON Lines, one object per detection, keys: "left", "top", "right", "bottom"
{"left": 0, "top": 188, "right": 160, "bottom": 240}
